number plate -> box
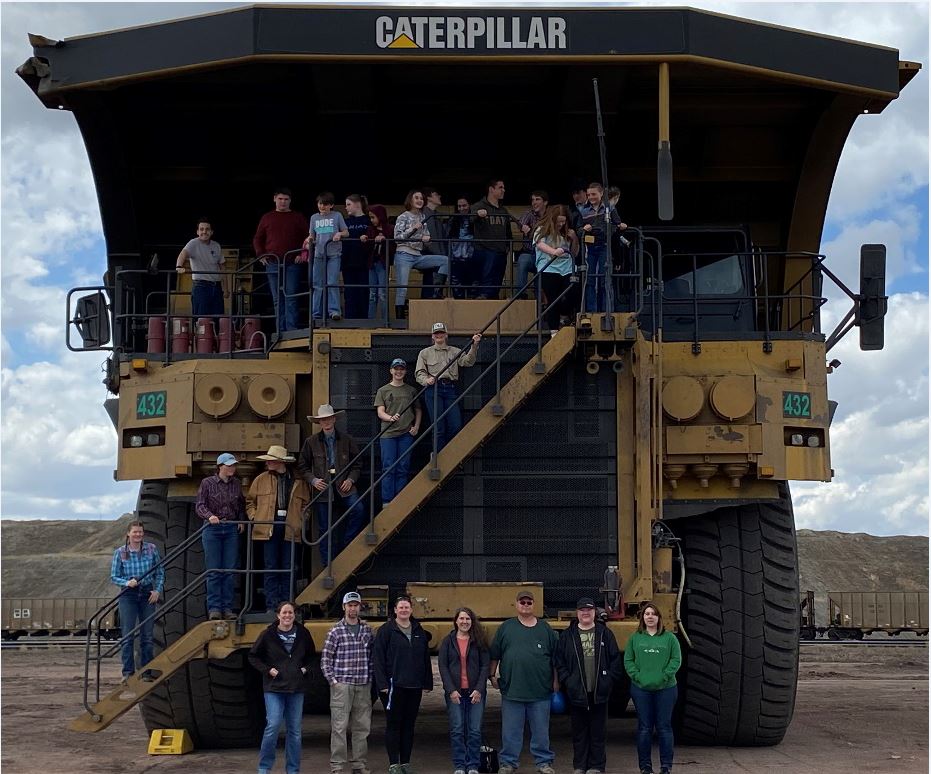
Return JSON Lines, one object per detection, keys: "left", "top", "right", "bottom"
{"left": 782, "top": 391, "right": 811, "bottom": 418}
{"left": 136, "top": 390, "right": 167, "bottom": 419}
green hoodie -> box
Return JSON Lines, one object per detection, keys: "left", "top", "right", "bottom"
{"left": 624, "top": 630, "right": 682, "bottom": 690}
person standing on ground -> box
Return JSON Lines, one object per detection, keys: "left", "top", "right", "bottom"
{"left": 195, "top": 452, "right": 245, "bottom": 620}
{"left": 374, "top": 358, "right": 421, "bottom": 506}
{"left": 322, "top": 591, "right": 375, "bottom": 774}
{"left": 253, "top": 188, "right": 309, "bottom": 333}
{"left": 555, "top": 597, "right": 622, "bottom": 774}
{"left": 373, "top": 595, "right": 433, "bottom": 774}
{"left": 249, "top": 601, "right": 316, "bottom": 774}
{"left": 414, "top": 322, "right": 481, "bottom": 452}
{"left": 489, "top": 589, "right": 559, "bottom": 774}
{"left": 624, "top": 603, "right": 682, "bottom": 774}
{"left": 439, "top": 606, "right": 491, "bottom": 774}
{"left": 245, "top": 445, "right": 310, "bottom": 613}
{"left": 110, "top": 520, "right": 164, "bottom": 683}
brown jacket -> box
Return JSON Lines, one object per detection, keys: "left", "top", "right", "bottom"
{"left": 297, "top": 430, "right": 362, "bottom": 490}
{"left": 245, "top": 470, "right": 310, "bottom": 542}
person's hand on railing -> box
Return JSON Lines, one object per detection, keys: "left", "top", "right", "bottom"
{"left": 520, "top": 223, "right": 531, "bottom": 235}
{"left": 471, "top": 333, "right": 482, "bottom": 346}
{"left": 421, "top": 232, "right": 431, "bottom": 243}
{"left": 476, "top": 208, "right": 488, "bottom": 218}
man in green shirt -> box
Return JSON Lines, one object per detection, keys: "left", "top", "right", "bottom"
{"left": 374, "top": 358, "right": 422, "bottom": 505}
{"left": 489, "top": 590, "right": 558, "bottom": 774}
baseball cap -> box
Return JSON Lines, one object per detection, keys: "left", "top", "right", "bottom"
{"left": 576, "top": 597, "right": 596, "bottom": 609}
{"left": 390, "top": 358, "right": 407, "bottom": 368}
{"left": 342, "top": 591, "right": 362, "bottom": 604}
{"left": 432, "top": 322, "right": 447, "bottom": 334}
{"left": 516, "top": 589, "right": 535, "bottom": 601}
{"left": 217, "top": 453, "right": 238, "bottom": 466}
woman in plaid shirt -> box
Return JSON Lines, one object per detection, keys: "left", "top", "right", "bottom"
{"left": 110, "top": 520, "right": 164, "bottom": 683}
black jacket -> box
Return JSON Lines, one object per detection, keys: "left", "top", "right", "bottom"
{"left": 373, "top": 617, "right": 433, "bottom": 692}
{"left": 554, "top": 619, "right": 622, "bottom": 708}
{"left": 248, "top": 623, "right": 317, "bottom": 693}
{"left": 438, "top": 632, "right": 490, "bottom": 697}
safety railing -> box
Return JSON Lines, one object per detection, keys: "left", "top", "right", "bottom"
{"left": 299, "top": 249, "right": 586, "bottom": 588}
{"left": 80, "top": 520, "right": 299, "bottom": 714}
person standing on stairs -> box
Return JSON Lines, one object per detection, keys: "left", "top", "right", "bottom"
{"left": 374, "top": 358, "right": 422, "bottom": 507}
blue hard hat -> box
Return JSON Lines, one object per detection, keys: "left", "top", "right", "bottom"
{"left": 550, "top": 690, "right": 566, "bottom": 714}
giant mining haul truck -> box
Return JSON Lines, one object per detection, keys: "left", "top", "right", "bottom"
{"left": 19, "top": 4, "right": 916, "bottom": 749}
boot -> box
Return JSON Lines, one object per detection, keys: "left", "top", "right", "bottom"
{"left": 434, "top": 274, "right": 449, "bottom": 299}
{"left": 395, "top": 304, "right": 407, "bottom": 320}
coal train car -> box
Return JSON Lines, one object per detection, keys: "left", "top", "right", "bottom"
{"left": 1, "top": 598, "right": 119, "bottom": 640}
{"left": 800, "top": 590, "right": 929, "bottom": 639}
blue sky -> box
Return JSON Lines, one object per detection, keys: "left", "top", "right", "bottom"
{"left": 1, "top": 2, "right": 928, "bottom": 535}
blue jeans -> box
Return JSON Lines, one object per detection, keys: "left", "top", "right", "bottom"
{"left": 584, "top": 243, "right": 606, "bottom": 312}
{"left": 500, "top": 696, "right": 554, "bottom": 768}
{"left": 191, "top": 281, "right": 224, "bottom": 317}
{"left": 117, "top": 587, "right": 155, "bottom": 677}
{"left": 424, "top": 382, "right": 462, "bottom": 452}
{"left": 514, "top": 251, "right": 537, "bottom": 298}
{"left": 265, "top": 261, "right": 302, "bottom": 332}
{"left": 368, "top": 263, "right": 388, "bottom": 319}
{"left": 259, "top": 690, "right": 304, "bottom": 774}
{"left": 201, "top": 521, "right": 239, "bottom": 613}
{"left": 630, "top": 683, "right": 678, "bottom": 771}
{"left": 380, "top": 432, "right": 415, "bottom": 504}
{"left": 263, "top": 534, "right": 294, "bottom": 610}
{"left": 446, "top": 693, "right": 485, "bottom": 771}
{"left": 394, "top": 251, "right": 449, "bottom": 305}
{"left": 312, "top": 254, "right": 342, "bottom": 319}
{"left": 474, "top": 248, "right": 507, "bottom": 299}
{"left": 315, "top": 490, "right": 365, "bottom": 566}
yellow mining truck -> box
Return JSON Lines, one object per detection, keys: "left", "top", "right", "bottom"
{"left": 20, "top": 5, "right": 915, "bottom": 749}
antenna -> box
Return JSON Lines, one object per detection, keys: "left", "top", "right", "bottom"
{"left": 657, "top": 63, "right": 674, "bottom": 220}
{"left": 592, "top": 78, "right": 615, "bottom": 322}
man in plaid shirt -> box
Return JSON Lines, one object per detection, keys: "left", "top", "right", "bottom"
{"left": 322, "top": 591, "right": 375, "bottom": 774}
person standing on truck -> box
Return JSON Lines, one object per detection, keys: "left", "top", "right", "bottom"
{"left": 470, "top": 179, "right": 514, "bottom": 299}
{"left": 438, "top": 606, "right": 490, "bottom": 774}
{"left": 514, "top": 190, "right": 549, "bottom": 299}
{"left": 195, "top": 452, "right": 245, "bottom": 620}
{"left": 554, "top": 597, "right": 622, "bottom": 774}
{"left": 489, "top": 589, "right": 559, "bottom": 774}
{"left": 414, "top": 322, "right": 481, "bottom": 452}
{"left": 110, "top": 520, "right": 164, "bottom": 683}
{"left": 373, "top": 595, "right": 433, "bottom": 774}
{"left": 343, "top": 194, "right": 375, "bottom": 320}
{"left": 253, "top": 187, "right": 309, "bottom": 333}
{"left": 175, "top": 217, "right": 227, "bottom": 318}
{"left": 374, "top": 358, "right": 422, "bottom": 506}
{"left": 624, "top": 603, "right": 682, "bottom": 774}
{"left": 321, "top": 591, "right": 375, "bottom": 774}
{"left": 245, "top": 445, "right": 310, "bottom": 613}
{"left": 305, "top": 191, "right": 349, "bottom": 322}
{"left": 534, "top": 205, "right": 582, "bottom": 336}
{"left": 578, "top": 182, "right": 628, "bottom": 313}
{"left": 248, "top": 601, "right": 316, "bottom": 774}
{"left": 297, "top": 404, "right": 365, "bottom": 566}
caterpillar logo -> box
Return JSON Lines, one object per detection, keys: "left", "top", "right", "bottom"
{"left": 375, "top": 15, "right": 568, "bottom": 50}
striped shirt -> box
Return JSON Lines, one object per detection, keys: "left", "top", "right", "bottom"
{"left": 110, "top": 541, "right": 165, "bottom": 593}
{"left": 321, "top": 618, "right": 375, "bottom": 685}
{"left": 196, "top": 474, "right": 245, "bottom": 522}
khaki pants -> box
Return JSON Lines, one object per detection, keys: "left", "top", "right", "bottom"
{"left": 330, "top": 681, "right": 372, "bottom": 772}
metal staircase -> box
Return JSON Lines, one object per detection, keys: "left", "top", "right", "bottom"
{"left": 296, "top": 325, "right": 578, "bottom": 607}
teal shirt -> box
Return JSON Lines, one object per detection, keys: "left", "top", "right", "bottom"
{"left": 490, "top": 617, "right": 558, "bottom": 702}
{"left": 624, "top": 630, "right": 682, "bottom": 691}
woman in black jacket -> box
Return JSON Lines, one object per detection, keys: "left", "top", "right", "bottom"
{"left": 373, "top": 595, "right": 433, "bottom": 774}
{"left": 438, "top": 606, "right": 490, "bottom": 774}
{"left": 248, "top": 601, "right": 317, "bottom": 774}
{"left": 554, "top": 598, "right": 623, "bottom": 774}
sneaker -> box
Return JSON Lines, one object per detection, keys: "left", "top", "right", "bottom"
{"left": 454, "top": 769, "right": 466, "bottom": 774}
{"left": 141, "top": 671, "right": 155, "bottom": 682}
{"left": 467, "top": 770, "right": 479, "bottom": 774}
{"left": 388, "top": 766, "right": 403, "bottom": 774}
{"left": 120, "top": 675, "right": 130, "bottom": 685}
{"left": 660, "top": 769, "right": 670, "bottom": 774}
{"left": 585, "top": 770, "right": 603, "bottom": 774}
{"left": 351, "top": 769, "right": 371, "bottom": 774}
{"left": 223, "top": 610, "right": 237, "bottom": 620}
{"left": 550, "top": 330, "right": 558, "bottom": 338}
{"left": 538, "top": 766, "right": 556, "bottom": 774}
{"left": 498, "top": 767, "right": 516, "bottom": 774}
{"left": 574, "top": 769, "right": 586, "bottom": 774}
{"left": 401, "top": 766, "right": 413, "bottom": 774}
{"left": 640, "top": 769, "right": 654, "bottom": 774}
{"left": 208, "top": 610, "right": 222, "bottom": 620}
{"left": 331, "top": 313, "right": 342, "bottom": 322}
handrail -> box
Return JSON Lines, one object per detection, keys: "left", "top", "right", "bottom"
{"left": 299, "top": 249, "right": 583, "bottom": 587}
{"left": 80, "top": 519, "right": 298, "bottom": 715}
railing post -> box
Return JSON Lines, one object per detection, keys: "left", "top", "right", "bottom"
{"left": 324, "top": 472, "right": 335, "bottom": 588}
{"left": 367, "top": 442, "right": 378, "bottom": 544}
{"left": 492, "top": 317, "right": 504, "bottom": 415}
{"left": 534, "top": 271, "right": 546, "bottom": 374}
{"left": 429, "top": 382, "right": 440, "bottom": 479}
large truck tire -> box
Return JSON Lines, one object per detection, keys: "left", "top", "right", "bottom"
{"left": 676, "top": 487, "right": 800, "bottom": 746}
{"left": 136, "top": 481, "right": 264, "bottom": 748}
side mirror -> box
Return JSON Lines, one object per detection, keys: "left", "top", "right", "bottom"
{"left": 73, "top": 291, "right": 111, "bottom": 349}
{"left": 858, "top": 244, "right": 887, "bottom": 351}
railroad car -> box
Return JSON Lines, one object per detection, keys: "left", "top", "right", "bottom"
{"left": 1, "top": 598, "right": 119, "bottom": 640}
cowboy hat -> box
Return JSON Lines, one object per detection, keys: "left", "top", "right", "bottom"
{"left": 307, "top": 404, "right": 345, "bottom": 422}
{"left": 256, "top": 445, "right": 295, "bottom": 462}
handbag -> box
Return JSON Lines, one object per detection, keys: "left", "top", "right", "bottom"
{"left": 479, "top": 745, "right": 499, "bottom": 773}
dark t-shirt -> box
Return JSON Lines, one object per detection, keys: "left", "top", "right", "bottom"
{"left": 490, "top": 617, "right": 557, "bottom": 702}
{"left": 343, "top": 214, "right": 371, "bottom": 270}
{"left": 471, "top": 197, "right": 512, "bottom": 254}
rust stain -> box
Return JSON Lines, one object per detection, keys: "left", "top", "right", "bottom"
{"left": 713, "top": 425, "right": 744, "bottom": 442}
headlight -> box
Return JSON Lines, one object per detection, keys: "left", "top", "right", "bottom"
{"left": 790, "top": 434, "right": 804, "bottom": 446}
{"left": 129, "top": 435, "right": 143, "bottom": 448}
{"left": 807, "top": 435, "right": 821, "bottom": 448}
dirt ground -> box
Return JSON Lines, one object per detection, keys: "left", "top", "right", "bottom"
{"left": 1, "top": 646, "right": 926, "bottom": 774}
